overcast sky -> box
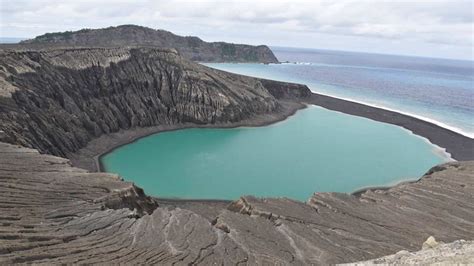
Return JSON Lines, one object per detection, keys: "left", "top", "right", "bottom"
{"left": 1, "top": 0, "right": 473, "bottom": 60}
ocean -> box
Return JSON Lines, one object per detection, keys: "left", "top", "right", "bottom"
{"left": 205, "top": 47, "right": 474, "bottom": 137}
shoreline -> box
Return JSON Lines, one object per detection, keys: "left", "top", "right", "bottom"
{"left": 306, "top": 93, "right": 473, "bottom": 161}
{"left": 204, "top": 62, "right": 473, "bottom": 138}
{"left": 68, "top": 101, "right": 306, "bottom": 172}
{"left": 81, "top": 92, "right": 466, "bottom": 175}
{"left": 66, "top": 91, "right": 474, "bottom": 205}
{"left": 69, "top": 91, "right": 473, "bottom": 173}
{"left": 308, "top": 89, "right": 473, "bottom": 139}
{"left": 309, "top": 104, "right": 454, "bottom": 161}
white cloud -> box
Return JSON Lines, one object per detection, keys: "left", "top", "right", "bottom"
{"left": 0, "top": 0, "right": 472, "bottom": 59}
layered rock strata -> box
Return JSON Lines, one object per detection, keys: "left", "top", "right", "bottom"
{"left": 18, "top": 25, "right": 279, "bottom": 63}
{"left": 0, "top": 47, "right": 309, "bottom": 158}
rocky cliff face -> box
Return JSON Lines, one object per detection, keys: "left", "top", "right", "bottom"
{"left": 0, "top": 142, "right": 472, "bottom": 264}
{"left": 0, "top": 47, "right": 309, "bottom": 157}
{"left": 19, "top": 25, "right": 280, "bottom": 63}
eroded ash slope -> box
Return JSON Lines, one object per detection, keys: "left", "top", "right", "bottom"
{"left": 0, "top": 47, "right": 308, "bottom": 158}
{"left": 0, "top": 142, "right": 473, "bottom": 264}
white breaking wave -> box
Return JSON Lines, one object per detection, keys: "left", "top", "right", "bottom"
{"left": 203, "top": 62, "right": 474, "bottom": 138}
{"left": 281, "top": 62, "right": 314, "bottom": 66}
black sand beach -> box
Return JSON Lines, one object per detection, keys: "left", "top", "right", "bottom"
{"left": 307, "top": 93, "right": 474, "bottom": 161}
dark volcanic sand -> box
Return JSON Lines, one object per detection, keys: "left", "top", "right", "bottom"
{"left": 306, "top": 93, "right": 473, "bottom": 161}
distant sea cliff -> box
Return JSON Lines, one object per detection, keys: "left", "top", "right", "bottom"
{"left": 19, "top": 25, "right": 279, "bottom": 63}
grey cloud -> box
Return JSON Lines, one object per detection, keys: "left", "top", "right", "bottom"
{"left": 0, "top": 0, "right": 472, "bottom": 59}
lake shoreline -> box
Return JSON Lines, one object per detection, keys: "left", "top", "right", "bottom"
{"left": 68, "top": 100, "right": 307, "bottom": 172}
{"left": 69, "top": 91, "right": 473, "bottom": 175}
{"left": 66, "top": 90, "right": 474, "bottom": 205}
{"left": 306, "top": 93, "right": 473, "bottom": 161}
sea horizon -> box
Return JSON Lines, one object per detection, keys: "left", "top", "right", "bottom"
{"left": 203, "top": 47, "right": 474, "bottom": 139}
{"left": 271, "top": 45, "right": 474, "bottom": 63}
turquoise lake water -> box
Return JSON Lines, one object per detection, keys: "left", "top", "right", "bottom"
{"left": 102, "top": 106, "right": 448, "bottom": 201}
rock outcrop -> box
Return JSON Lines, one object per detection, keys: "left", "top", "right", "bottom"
{"left": 0, "top": 142, "right": 472, "bottom": 264}
{"left": 0, "top": 47, "right": 309, "bottom": 158}
{"left": 18, "top": 25, "right": 279, "bottom": 63}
